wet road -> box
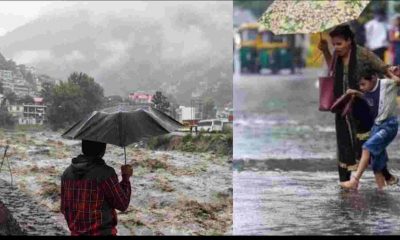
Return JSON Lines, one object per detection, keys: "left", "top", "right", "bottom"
{"left": 233, "top": 70, "right": 400, "bottom": 235}
{"left": 234, "top": 170, "right": 400, "bottom": 235}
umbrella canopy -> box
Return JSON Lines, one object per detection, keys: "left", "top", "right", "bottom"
{"left": 62, "top": 105, "right": 182, "bottom": 147}
{"left": 258, "top": 0, "right": 370, "bottom": 35}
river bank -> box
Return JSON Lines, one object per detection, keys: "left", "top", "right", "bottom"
{"left": 0, "top": 129, "right": 232, "bottom": 235}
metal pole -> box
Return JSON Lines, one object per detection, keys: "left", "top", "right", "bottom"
{"left": 0, "top": 145, "right": 8, "bottom": 172}
{"left": 124, "top": 146, "right": 127, "bottom": 165}
{"left": 6, "top": 154, "right": 12, "bottom": 188}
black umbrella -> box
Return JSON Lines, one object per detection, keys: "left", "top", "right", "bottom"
{"left": 62, "top": 105, "right": 183, "bottom": 164}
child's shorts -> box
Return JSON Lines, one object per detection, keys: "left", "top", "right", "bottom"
{"left": 363, "top": 116, "right": 399, "bottom": 173}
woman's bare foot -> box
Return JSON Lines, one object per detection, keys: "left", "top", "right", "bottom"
{"left": 340, "top": 176, "right": 359, "bottom": 189}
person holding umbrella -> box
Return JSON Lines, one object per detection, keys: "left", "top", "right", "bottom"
{"left": 60, "top": 140, "right": 133, "bottom": 236}
{"left": 60, "top": 105, "right": 182, "bottom": 235}
{"left": 318, "top": 24, "right": 398, "bottom": 186}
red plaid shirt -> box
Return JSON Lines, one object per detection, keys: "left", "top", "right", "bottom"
{"left": 61, "top": 173, "right": 131, "bottom": 236}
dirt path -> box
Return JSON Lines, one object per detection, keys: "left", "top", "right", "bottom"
{"left": 0, "top": 179, "right": 68, "bottom": 236}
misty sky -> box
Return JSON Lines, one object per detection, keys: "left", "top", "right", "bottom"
{"left": 0, "top": 1, "right": 232, "bottom": 104}
{"left": 0, "top": 1, "right": 77, "bottom": 36}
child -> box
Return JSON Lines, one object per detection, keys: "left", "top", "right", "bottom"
{"left": 341, "top": 66, "right": 400, "bottom": 190}
{"left": 351, "top": 97, "right": 398, "bottom": 186}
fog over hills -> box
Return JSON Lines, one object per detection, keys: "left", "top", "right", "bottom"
{"left": 0, "top": 2, "right": 232, "bottom": 106}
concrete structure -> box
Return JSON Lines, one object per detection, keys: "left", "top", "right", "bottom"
{"left": 22, "top": 104, "right": 46, "bottom": 125}
{"left": 13, "top": 81, "right": 31, "bottom": 97}
{"left": 0, "top": 70, "right": 13, "bottom": 82}
{"left": 7, "top": 105, "right": 24, "bottom": 119}
{"left": 33, "top": 97, "right": 43, "bottom": 105}
{"left": 176, "top": 106, "right": 202, "bottom": 125}
{"left": 0, "top": 70, "right": 13, "bottom": 93}
{"left": 7, "top": 103, "right": 46, "bottom": 125}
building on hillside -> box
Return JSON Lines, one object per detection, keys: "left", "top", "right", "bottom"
{"left": 13, "top": 81, "right": 32, "bottom": 97}
{"left": 33, "top": 97, "right": 44, "bottom": 105}
{"left": 22, "top": 104, "right": 47, "bottom": 125}
{"left": 0, "top": 70, "right": 13, "bottom": 93}
{"left": 7, "top": 103, "right": 47, "bottom": 125}
{"left": 128, "top": 91, "right": 153, "bottom": 105}
{"left": 0, "top": 80, "right": 13, "bottom": 93}
{"left": 7, "top": 105, "right": 24, "bottom": 119}
{"left": 26, "top": 66, "right": 37, "bottom": 75}
{"left": 0, "top": 70, "right": 13, "bottom": 81}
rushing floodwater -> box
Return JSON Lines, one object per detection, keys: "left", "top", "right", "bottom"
{"left": 233, "top": 71, "right": 400, "bottom": 235}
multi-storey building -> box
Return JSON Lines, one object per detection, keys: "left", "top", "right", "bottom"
{"left": 22, "top": 104, "right": 46, "bottom": 125}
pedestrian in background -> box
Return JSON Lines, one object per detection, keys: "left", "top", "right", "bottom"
{"left": 389, "top": 15, "right": 400, "bottom": 65}
{"left": 364, "top": 8, "right": 389, "bottom": 61}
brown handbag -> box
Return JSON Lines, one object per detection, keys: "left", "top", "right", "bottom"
{"left": 319, "top": 52, "right": 337, "bottom": 111}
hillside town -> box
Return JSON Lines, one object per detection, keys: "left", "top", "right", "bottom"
{"left": 0, "top": 54, "right": 233, "bottom": 130}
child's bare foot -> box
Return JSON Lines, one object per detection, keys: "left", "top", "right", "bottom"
{"left": 340, "top": 176, "right": 359, "bottom": 190}
{"left": 386, "top": 175, "right": 399, "bottom": 186}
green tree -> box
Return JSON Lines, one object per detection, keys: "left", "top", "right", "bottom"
{"left": 203, "top": 97, "right": 217, "bottom": 119}
{"left": 0, "top": 99, "right": 15, "bottom": 127}
{"left": 17, "top": 95, "right": 34, "bottom": 104}
{"left": 152, "top": 91, "right": 170, "bottom": 113}
{"left": 46, "top": 72, "right": 104, "bottom": 130}
{"left": 4, "top": 92, "right": 17, "bottom": 105}
{"left": 0, "top": 81, "right": 3, "bottom": 94}
{"left": 164, "top": 93, "right": 179, "bottom": 119}
{"left": 25, "top": 72, "right": 35, "bottom": 85}
{"left": 67, "top": 72, "right": 104, "bottom": 114}
{"left": 40, "top": 81, "right": 56, "bottom": 103}
{"left": 47, "top": 81, "right": 83, "bottom": 130}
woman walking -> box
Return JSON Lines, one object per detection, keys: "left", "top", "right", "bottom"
{"left": 318, "top": 24, "right": 397, "bottom": 186}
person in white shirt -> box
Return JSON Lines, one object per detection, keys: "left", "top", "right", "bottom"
{"left": 364, "top": 8, "right": 389, "bottom": 61}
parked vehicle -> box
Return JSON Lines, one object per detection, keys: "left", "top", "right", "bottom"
{"left": 238, "top": 22, "right": 297, "bottom": 74}
{"left": 222, "top": 121, "right": 233, "bottom": 132}
{"left": 197, "top": 119, "right": 223, "bottom": 132}
{"left": 238, "top": 23, "right": 259, "bottom": 73}
{"left": 257, "top": 25, "right": 294, "bottom": 74}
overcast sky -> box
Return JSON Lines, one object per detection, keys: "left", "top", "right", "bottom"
{"left": 0, "top": 1, "right": 151, "bottom": 36}
{"left": 0, "top": 1, "right": 74, "bottom": 36}
{"left": 0, "top": 1, "right": 232, "bottom": 101}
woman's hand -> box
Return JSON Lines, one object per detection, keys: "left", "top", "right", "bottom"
{"left": 318, "top": 38, "right": 329, "bottom": 53}
{"left": 346, "top": 88, "right": 360, "bottom": 95}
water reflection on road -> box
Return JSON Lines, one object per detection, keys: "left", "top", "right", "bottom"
{"left": 234, "top": 170, "right": 400, "bottom": 235}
